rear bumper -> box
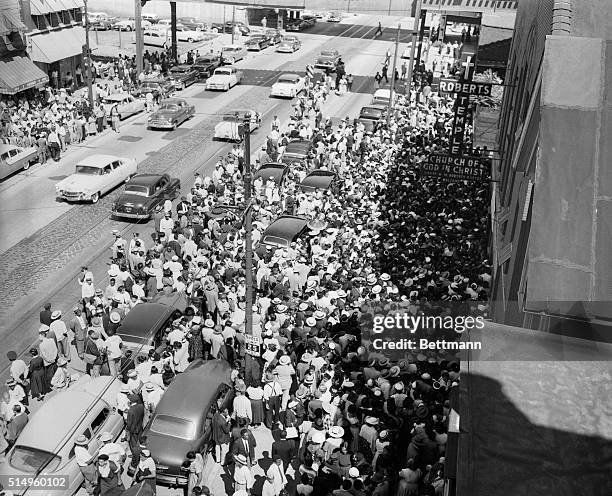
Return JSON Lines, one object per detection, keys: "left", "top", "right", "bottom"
{"left": 113, "top": 210, "right": 150, "bottom": 219}
{"left": 148, "top": 121, "right": 175, "bottom": 129}
{"left": 156, "top": 473, "right": 188, "bottom": 486}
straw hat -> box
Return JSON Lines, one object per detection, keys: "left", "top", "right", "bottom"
{"left": 328, "top": 426, "right": 344, "bottom": 438}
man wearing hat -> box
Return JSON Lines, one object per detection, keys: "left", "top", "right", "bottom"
{"left": 4, "top": 404, "right": 28, "bottom": 452}
{"left": 74, "top": 435, "right": 97, "bottom": 495}
{"left": 50, "top": 357, "right": 70, "bottom": 390}
{"left": 98, "top": 431, "right": 126, "bottom": 468}
{"left": 6, "top": 351, "right": 28, "bottom": 406}
{"left": 232, "top": 454, "right": 253, "bottom": 493}
{"left": 69, "top": 307, "right": 87, "bottom": 360}
{"left": 49, "top": 310, "right": 70, "bottom": 361}
{"left": 266, "top": 455, "right": 288, "bottom": 494}
{"left": 271, "top": 430, "right": 295, "bottom": 471}
{"left": 126, "top": 399, "right": 145, "bottom": 471}
{"left": 263, "top": 372, "right": 283, "bottom": 429}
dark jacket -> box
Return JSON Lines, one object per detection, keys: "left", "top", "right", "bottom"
{"left": 272, "top": 439, "right": 295, "bottom": 468}
{"left": 126, "top": 403, "right": 145, "bottom": 434}
{"left": 231, "top": 433, "right": 256, "bottom": 461}
{"left": 212, "top": 411, "right": 231, "bottom": 444}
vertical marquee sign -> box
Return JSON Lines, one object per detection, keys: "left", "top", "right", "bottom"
{"left": 449, "top": 54, "right": 476, "bottom": 155}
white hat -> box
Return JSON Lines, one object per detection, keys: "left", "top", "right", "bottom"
{"left": 204, "top": 319, "right": 215, "bottom": 328}
{"left": 348, "top": 467, "right": 360, "bottom": 478}
{"left": 371, "top": 285, "right": 382, "bottom": 295}
{"left": 328, "top": 426, "right": 344, "bottom": 438}
{"left": 380, "top": 273, "right": 391, "bottom": 281}
{"left": 99, "top": 432, "right": 113, "bottom": 442}
{"left": 276, "top": 304, "right": 288, "bottom": 314}
{"left": 314, "top": 310, "right": 326, "bottom": 320}
{"left": 110, "top": 312, "right": 121, "bottom": 324}
{"left": 107, "top": 264, "right": 120, "bottom": 278}
{"left": 278, "top": 355, "right": 291, "bottom": 366}
{"left": 51, "top": 310, "right": 62, "bottom": 320}
{"left": 306, "top": 317, "right": 317, "bottom": 327}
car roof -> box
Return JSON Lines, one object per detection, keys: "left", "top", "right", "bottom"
{"left": 278, "top": 73, "right": 300, "bottom": 80}
{"left": 77, "top": 154, "right": 125, "bottom": 168}
{"left": 263, "top": 215, "right": 309, "bottom": 244}
{"left": 154, "top": 359, "right": 232, "bottom": 419}
{"left": 285, "top": 140, "right": 312, "bottom": 152}
{"left": 15, "top": 377, "right": 117, "bottom": 452}
{"left": 126, "top": 174, "right": 164, "bottom": 186}
{"left": 0, "top": 144, "right": 19, "bottom": 153}
{"left": 255, "top": 163, "right": 287, "bottom": 182}
{"left": 373, "top": 89, "right": 391, "bottom": 97}
{"left": 301, "top": 171, "right": 335, "bottom": 192}
{"left": 116, "top": 302, "right": 178, "bottom": 343}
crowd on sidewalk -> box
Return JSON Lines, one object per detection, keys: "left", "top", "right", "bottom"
{"left": 1, "top": 46, "right": 490, "bottom": 496}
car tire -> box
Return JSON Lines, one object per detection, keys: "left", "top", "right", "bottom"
{"left": 23, "top": 160, "right": 31, "bottom": 170}
{"left": 212, "top": 27, "right": 218, "bottom": 33}
{"left": 224, "top": 84, "right": 229, "bottom": 91}
{"left": 126, "top": 26, "right": 133, "bottom": 31}
{"left": 188, "top": 37, "right": 194, "bottom": 43}
{"left": 91, "top": 192, "right": 100, "bottom": 204}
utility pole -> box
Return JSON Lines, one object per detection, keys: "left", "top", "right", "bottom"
{"left": 82, "top": 0, "right": 94, "bottom": 110}
{"left": 415, "top": 8, "right": 427, "bottom": 71}
{"left": 134, "top": 0, "right": 143, "bottom": 76}
{"left": 386, "top": 24, "right": 400, "bottom": 127}
{"left": 231, "top": 5, "right": 236, "bottom": 44}
{"left": 242, "top": 112, "right": 253, "bottom": 337}
{"left": 405, "top": 0, "right": 423, "bottom": 102}
{"left": 170, "top": 1, "right": 177, "bottom": 64}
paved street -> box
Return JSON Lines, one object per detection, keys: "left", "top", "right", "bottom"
{"left": 0, "top": 15, "right": 405, "bottom": 407}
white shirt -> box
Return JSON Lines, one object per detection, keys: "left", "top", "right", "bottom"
{"left": 75, "top": 445, "right": 95, "bottom": 467}
{"left": 105, "top": 335, "right": 123, "bottom": 360}
{"left": 98, "top": 442, "right": 125, "bottom": 466}
{"left": 10, "top": 359, "right": 28, "bottom": 382}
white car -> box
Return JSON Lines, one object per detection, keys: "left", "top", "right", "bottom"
{"left": 55, "top": 154, "right": 138, "bottom": 204}
{"left": 0, "top": 144, "right": 38, "bottom": 180}
{"left": 205, "top": 66, "right": 243, "bottom": 91}
{"left": 143, "top": 29, "right": 170, "bottom": 47}
{"left": 142, "top": 13, "right": 160, "bottom": 23}
{"left": 114, "top": 18, "right": 151, "bottom": 31}
{"left": 101, "top": 93, "right": 145, "bottom": 120}
{"left": 401, "top": 42, "right": 417, "bottom": 59}
{"left": 175, "top": 25, "right": 205, "bottom": 42}
{"left": 220, "top": 44, "right": 247, "bottom": 64}
{"left": 214, "top": 110, "right": 260, "bottom": 141}
{"left": 271, "top": 73, "right": 305, "bottom": 98}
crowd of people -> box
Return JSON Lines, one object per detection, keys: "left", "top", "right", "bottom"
{"left": 1, "top": 42, "right": 491, "bottom": 496}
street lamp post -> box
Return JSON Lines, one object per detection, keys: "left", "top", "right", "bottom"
{"left": 242, "top": 112, "right": 253, "bottom": 337}
{"left": 405, "top": 0, "right": 423, "bottom": 100}
{"left": 82, "top": 0, "right": 95, "bottom": 110}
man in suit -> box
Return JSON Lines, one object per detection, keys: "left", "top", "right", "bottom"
{"left": 5, "top": 404, "right": 28, "bottom": 452}
{"left": 126, "top": 400, "right": 145, "bottom": 470}
{"left": 212, "top": 407, "right": 231, "bottom": 465}
{"left": 272, "top": 430, "right": 295, "bottom": 471}
{"left": 69, "top": 307, "right": 87, "bottom": 360}
{"left": 231, "top": 428, "right": 256, "bottom": 466}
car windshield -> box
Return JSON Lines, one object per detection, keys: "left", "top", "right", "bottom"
{"left": 10, "top": 446, "right": 61, "bottom": 473}
{"left": 159, "top": 104, "right": 179, "bottom": 111}
{"left": 102, "top": 97, "right": 124, "bottom": 104}
{"left": 215, "top": 69, "right": 231, "bottom": 75}
{"left": 75, "top": 165, "right": 102, "bottom": 175}
{"left": 171, "top": 67, "right": 188, "bottom": 74}
{"left": 321, "top": 51, "right": 336, "bottom": 57}
{"left": 150, "top": 415, "right": 196, "bottom": 440}
{"left": 196, "top": 57, "right": 215, "bottom": 63}
{"left": 361, "top": 108, "right": 382, "bottom": 117}
{"left": 282, "top": 37, "right": 296, "bottom": 42}
{"left": 278, "top": 76, "right": 297, "bottom": 84}
{"left": 222, "top": 113, "right": 241, "bottom": 121}
{"left": 222, "top": 48, "right": 237, "bottom": 53}
{"left": 124, "top": 185, "right": 149, "bottom": 196}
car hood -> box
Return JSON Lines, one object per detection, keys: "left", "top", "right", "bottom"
{"left": 56, "top": 174, "right": 100, "bottom": 191}
{"left": 169, "top": 73, "right": 190, "bottom": 80}
{"left": 208, "top": 74, "right": 230, "bottom": 82}
{"left": 115, "top": 193, "right": 151, "bottom": 206}
{"left": 150, "top": 111, "right": 177, "bottom": 120}
{"left": 278, "top": 41, "right": 293, "bottom": 46}
{"left": 272, "top": 82, "right": 296, "bottom": 89}
{"left": 317, "top": 56, "right": 334, "bottom": 61}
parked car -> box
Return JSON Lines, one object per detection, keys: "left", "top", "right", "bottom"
{"left": 302, "top": 15, "right": 317, "bottom": 26}
{"left": 213, "top": 110, "right": 260, "bottom": 141}
{"left": 0, "top": 144, "right": 38, "bottom": 180}
{"left": 142, "top": 13, "right": 160, "bottom": 23}
{"left": 223, "top": 21, "right": 250, "bottom": 35}
{"left": 315, "top": 49, "right": 340, "bottom": 70}
{"left": 220, "top": 44, "right": 247, "bottom": 64}
{"left": 358, "top": 105, "right": 386, "bottom": 123}
{"left": 205, "top": 66, "right": 243, "bottom": 91}
{"left": 112, "top": 173, "right": 180, "bottom": 219}
{"left": 327, "top": 12, "right": 342, "bottom": 22}
{"left": 270, "top": 73, "right": 305, "bottom": 98}
{"left": 177, "top": 17, "right": 206, "bottom": 31}
{"left": 114, "top": 18, "right": 151, "bottom": 31}
{"left": 145, "top": 360, "right": 234, "bottom": 486}
{"left": 265, "top": 29, "right": 282, "bottom": 44}
{"left": 132, "top": 78, "right": 174, "bottom": 99}
{"left": 144, "top": 29, "right": 170, "bottom": 48}
{"left": 193, "top": 54, "right": 221, "bottom": 79}
{"left": 90, "top": 16, "right": 117, "bottom": 30}
{"left": 300, "top": 169, "right": 337, "bottom": 193}
{"left": 281, "top": 140, "right": 313, "bottom": 165}
{"left": 174, "top": 25, "right": 205, "bottom": 42}
{"left": 55, "top": 154, "right": 138, "bottom": 204}
{"left": 101, "top": 93, "right": 145, "bottom": 121}
{"left": 254, "top": 162, "right": 289, "bottom": 186}
{"left": 372, "top": 88, "right": 397, "bottom": 106}
{"left": 156, "top": 19, "right": 172, "bottom": 29}
{"left": 401, "top": 42, "right": 417, "bottom": 59}
{"left": 285, "top": 19, "right": 307, "bottom": 32}
{"left": 116, "top": 302, "right": 182, "bottom": 354}
{"left": 261, "top": 215, "right": 309, "bottom": 248}
{"left": 245, "top": 34, "right": 272, "bottom": 51}
{"left": 167, "top": 65, "right": 199, "bottom": 89}
{"left": 276, "top": 35, "right": 301, "bottom": 53}
{"left": 147, "top": 98, "right": 195, "bottom": 129}
{"left": 0, "top": 377, "right": 124, "bottom": 496}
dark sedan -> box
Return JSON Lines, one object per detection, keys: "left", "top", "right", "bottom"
{"left": 254, "top": 162, "right": 289, "bottom": 186}
{"left": 167, "top": 65, "right": 199, "bottom": 90}
{"left": 217, "top": 21, "right": 250, "bottom": 35}
{"left": 355, "top": 105, "right": 386, "bottom": 132}
{"left": 315, "top": 49, "right": 341, "bottom": 71}
{"left": 193, "top": 55, "right": 221, "bottom": 80}
{"left": 145, "top": 360, "right": 234, "bottom": 486}
{"left": 90, "top": 17, "right": 117, "bottom": 30}
{"left": 261, "top": 215, "right": 309, "bottom": 248}
{"left": 286, "top": 20, "right": 307, "bottom": 32}
{"left": 265, "top": 29, "right": 282, "bottom": 44}
{"left": 300, "top": 169, "right": 337, "bottom": 193}
{"left": 281, "top": 140, "right": 313, "bottom": 165}
{"left": 112, "top": 173, "right": 180, "bottom": 219}
{"left": 132, "top": 79, "right": 174, "bottom": 99}
{"left": 245, "top": 34, "right": 271, "bottom": 51}
{"left": 148, "top": 98, "right": 195, "bottom": 130}
{"left": 116, "top": 302, "right": 182, "bottom": 354}
{"left": 177, "top": 17, "right": 206, "bottom": 31}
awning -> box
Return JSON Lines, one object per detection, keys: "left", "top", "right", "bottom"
{"left": 29, "top": 27, "right": 84, "bottom": 64}
{"left": 29, "top": 0, "right": 67, "bottom": 15}
{"left": 0, "top": 54, "right": 49, "bottom": 95}
{"left": 0, "top": 10, "right": 26, "bottom": 36}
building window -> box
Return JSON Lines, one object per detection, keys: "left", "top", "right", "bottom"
{"left": 33, "top": 15, "right": 47, "bottom": 30}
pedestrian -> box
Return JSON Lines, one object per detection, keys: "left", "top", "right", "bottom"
{"left": 375, "top": 21, "right": 383, "bottom": 37}
{"left": 38, "top": 325, "right": 57, "bottom": 390}
{"left": 96, "top": 454, "right": 125, "bottom": 496}
{"left": 232, "top": 454, "right": 254, "bottom": 493}
{"left": 346, "top": 74, "right": 354, "bottom": 92}
{"left": 126, "top": 399, "right": 145, "bottom": 471}
{"left": 382, "top": 64, "right": 389, "bottom": 83}
{"left": 75, "top": 435, "right": 98, "bottom": 495}
{"left": 184, "top": 450, "right": 204, "bottom": 495}
{"left": 69, "top": 307, "right": 87, "bottom": 360}
{"left": 374, "top": 72, "right": 382, "bottom": 86}
{"left": 28, "top": 348, "right": 47, "bottom": 401}
{"left": 36, "top": 133, "right": 47, "bottom": 165}
{"left": 110, "top": 105, "right": 120, "bottom": 133}
{"left": 212, "top": 406, "right": 231, "bottom": 465}
{"left": 401, "top": 61, "right": 407, "bottom": 79}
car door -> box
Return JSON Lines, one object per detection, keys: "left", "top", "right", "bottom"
{"left": 5, "top": 148, "right": 22, "bottom": 175}
{"left": 109, "top": 160, "right": 124, "bottom": 190}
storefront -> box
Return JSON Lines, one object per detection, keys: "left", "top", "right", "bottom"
{"left": 28, "top": 26, "right": 84, "bottom": 89}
